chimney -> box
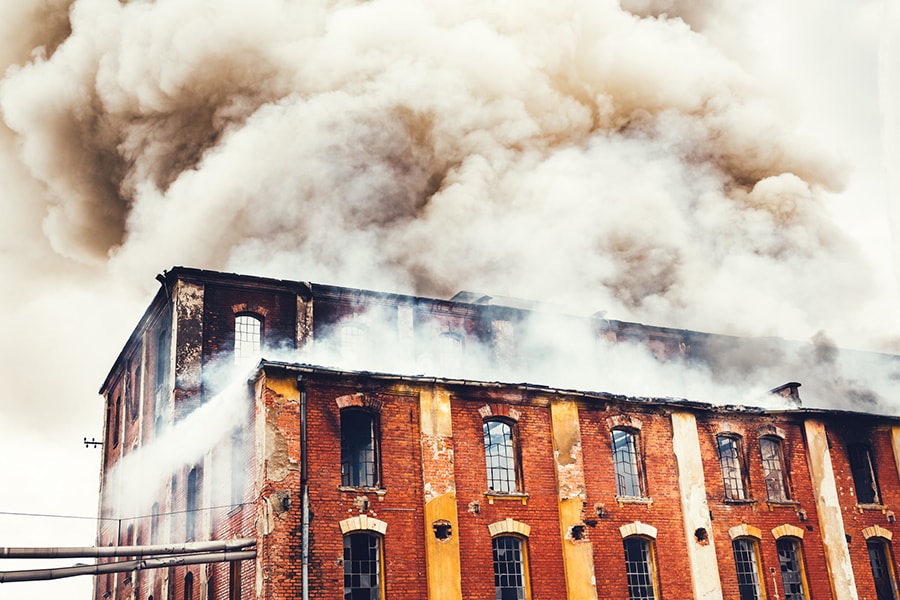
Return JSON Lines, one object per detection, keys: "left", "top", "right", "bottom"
{"left": 770, "top": 382, "right": 802, "bottom": 407}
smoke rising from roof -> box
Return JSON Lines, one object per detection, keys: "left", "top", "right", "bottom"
{"left": 1, "top": 0, "right": 891, "bottom": 346}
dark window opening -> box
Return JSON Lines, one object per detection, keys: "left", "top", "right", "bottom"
{"left": 186, "top": 465, "right": 201, "bottom": 542}
{"left": 776, "top": 538, "right": 808, "bottom": 600}
{"left": 849, "top": 444, "right": 882, "bottom": 504}
{"left": 343, "top": 533, "right": 381, "bottom": 600}
{"left": 229, "top": 560, "right": 242, "bottom": 600}
{"left": 868, "top": 539, "right": 899, "bottom": 600}
{"left": 341, "top": 410, "right": 379, "bottom": 488}
{"left": 492, "top": 535, "right": 528, "bottom": 600}
{"left": 733, "top": 538, "right": 763, "bottom": 600}
{"left": 623, "top": 537, "right": 658, "bottom": 600}
{"left": 184, "top": 572, "right": 194, "bottom": 600}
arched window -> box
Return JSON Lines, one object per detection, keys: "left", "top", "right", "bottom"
{"left": 867, "top": 537, "right": 899, "bottom": 600}
{"left": 483, "top": 419, "right": 519, "bottom": 493}
{"left": 341, "top": 410, "right": 379, "bottom": 488}
{"left": 183, "top": 572, "right": 194, "bottom": 600}
{"left": 760, "top": 436, "right": 789, "bottom": 501}
{"left": 775, "top": 538, "right": 809, "bottom": 600}
{"left": 492, "top": 535, "right": 530, "bottom": 600}
{"left": 732, "top": 537, "right": 764, "bottom": 600}
{"left": 234, "top": 314, "right": 262, "bottom": 364}
{"left": 186, "top": 465, "right": 201, "bottom": 542}
{"left": 343, "top": 532, "right": 383, "bottom": 599}
{"left": 612, "top": 429, "right": 644, "bottom": 498}
{"left": 623, "top": 536, "right": 659, "bottom": 600}
{"left": 717, "top": 434, "right": 747, "bottom": 501}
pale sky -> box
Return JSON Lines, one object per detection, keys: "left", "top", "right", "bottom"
{"left": 1, "top": 1, "right": 898, "bottom": 598}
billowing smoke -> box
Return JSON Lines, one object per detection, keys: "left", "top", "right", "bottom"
{"left": 2, "top": 0, "right": 891, "bottom": 345}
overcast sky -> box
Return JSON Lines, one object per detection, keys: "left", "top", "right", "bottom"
{"left": 1, "top": 0, "right": 898, "bottom": 598}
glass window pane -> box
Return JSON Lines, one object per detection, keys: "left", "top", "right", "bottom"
{"left": 718, "top": 436, "right": 746, "bottom": 500}
{"left": 341, "top": 411, "right": 378, "bottom": 487}
{"left": 484, "top": 421, "right": 517, "bottom": 493}
{"left": 760, "top": 438, "right": 788, "bottom": 501}
{"left": 613, "top": 430, "right": 643, "bottom": 498}
{"left": 732, "top": 539, "right": 762, "bottom": 600}
{"left": 492, "top": 536, "right": 527, "bottom": 600}
{"left": 623, "top": 538, "right": 657, "bottom": 600}
{"left": 343, "top": 534, "right": 381, "bottom": 600}
{"left": 234, "top": 315, "right": 262, "bottom": 364}
{"left": 776, "top": 538, "right": 807, "bottom": 600}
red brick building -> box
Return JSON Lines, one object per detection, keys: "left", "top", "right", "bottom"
{"left": 96, "top": 267, "right": 900, "bottom": 600}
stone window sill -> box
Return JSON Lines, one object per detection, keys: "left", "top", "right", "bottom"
{"left": 485, "top": 491, "right": 529, "bottom": 505}
{"left": 723, "top": 498, "right": 757, "bottom": 505}
{"left": 856, "top": 503, "right": 886, "bottom": 512}
{"left": 766, "top": 499, "right": 801, "bottom": 509}
{"left": 616, "top": 496, "right": 653, "bottom": 507}
{"left": 338, "top": 486, "right": 387, "bottom": 499}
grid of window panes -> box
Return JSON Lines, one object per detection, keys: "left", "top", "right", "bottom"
{"left": 484, "top": 420, "right": 517, "bottom": 493}
{"left": 492, "top": 536, "right": 526, "bottom": 600}
{"left": 343, "top": 533, "right": 381, "bottom": 600}
{"left": 760, "top": 437, "right": 788, "bottom": 501}
{"left": 612, "top": 429, "right": 643, "bottom": 498}
{"left": 776, "top": 538, "right": 807, "bottom": 600}
{"left": 849, "top": 444, "right": 881, "bottom": 504}
{"left": 341, "top": 411, "right": 378, "bottom": 487}
{"left": 437, "top": 332, "right": 463, "bottom": 373}
{"left": 732, "top": 539, "right": 762, "bottom": 600}
{"left": 717, "top": 435, "right": 746, "bottom": 500}
{"left": 234, "top": 315, "right": 262, "bottom": 364}
{"left": 623, "top": 537, "right": 657, "bottom": 600}
{"left": 341, "top": 324, "right": 368, "bottom": 363}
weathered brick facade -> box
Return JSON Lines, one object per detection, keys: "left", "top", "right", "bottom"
{"left": 96, "top": 267, "right": 900, "bottom": 600}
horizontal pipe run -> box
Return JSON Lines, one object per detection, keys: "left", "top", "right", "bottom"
{"left": 0, "top": 549, "right": 256, "bottom": 583}
{"left": 0, "top": 538, "right": 255, "bottom": 559}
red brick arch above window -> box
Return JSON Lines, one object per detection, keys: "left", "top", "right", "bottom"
{"left": 606, "top": 415, "right": 643, "bottom": 431}
{"left": 478, "top": 404, "right": 521, "bottom": 422}
{"left": 757, "top": 424, "right": 786, "bottom": 440}
{"left": 335, "top": 393, "right": 383, "bottom": 413}
{"left": 231, "top": 303, "right": 269, "bottom": 317}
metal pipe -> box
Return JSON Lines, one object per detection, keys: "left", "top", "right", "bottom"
{"left": 298, "top": 375, "right": 309, "bottom": 600}
{"left": 0, "top": 549, "right": 256, "bottom": 583}
{"left": 0, "top": 538, "right": 256, "bottom": 559}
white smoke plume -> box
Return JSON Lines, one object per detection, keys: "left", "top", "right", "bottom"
{"left": 2, "top": 0, "right": 893, "bottom": 345}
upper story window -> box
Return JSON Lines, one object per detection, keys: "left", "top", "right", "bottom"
{"left": 341, "top": 409, "right": 380, "bottom": 488}
{"left": 234, "top": 314, "right": 263, "bottom": 364}
{"left": 155, "top": 329, "right": 168, "bottom": 389}
{"left": 759, "top": 436, "right": 789, "bottom": 502}
{"left": 484, "top": 419, "right": 520, "bottom": 493}
{"left": 492, "top": 535, "right": 530, "bottom": 600}
{"left": 775, "top": 538, "right": 810, "bottom": 600}
{"left": 612, "top": 428, "right": 645, "bottom": 499}
{"left": 186, "top": 465, "right": 201, "bottom": 542}
{"left": 340, "top": 324, "right": 368, "bottom": 363}
{"left": 343, "top": 532, "right": 383, "bottom": 599}
{"left": 112, "top": 396, "right": 121, "bottom": 448}
{"left": 717, "top": 434, "right": 747, "bottom": 501}
{"left": 849, "top": 443, "right": 882, "bottom": 505}
{"left": 623, "top": 536, "right": 659, "bottom": 600}
{"left": 437, "top": 332, "right": 463, "bottom": 373}
{"left": 732, "top": 538, "right": 764, "bottom": 600}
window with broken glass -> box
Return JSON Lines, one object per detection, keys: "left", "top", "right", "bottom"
{"left": 341, "top": 410, "right": 380, "bottom": 488}
{"left": 717, "top": 434, "right": 747, "bottom": 501}
{"left": 759, "top": 437, "right": 789, "bottom": 501}
{"left": 849, "top": 443, "right": 882, "bottom": 505}
{"left": 623, "top": 537, "right": 659, "bottom": 600}
{"left": 732, "top": 538, "right": 763, "bottom": 600}
{"left": 484, "top": 419, "right": 519, "bottom": 493}
{"left": 612, "top": 429, "right": 645, "bottom": 498}
{"left": 776, "top": 538, "right": 809, "bottom": 600}
{"left": 343, "top": 533, "right": 382, "bottom": 600}
{"left": 492, "top": 535, "right": 529, "bottom": 600}
{"left": 867, "top": 538, "right": 899, "bottom": 600}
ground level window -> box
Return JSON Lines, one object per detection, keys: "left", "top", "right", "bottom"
{"left": 343, "top": 533, "right": 382, "bottom": 600}
{"left": 623, "top": 537, "right": 658, "bottom": 600}
{"left": 492, "top": 535, "right": 528, "bottom": 600}
{"left": 776, "top": 538, "right": 809, "bottom": 600}
{"left": 733, "top": 538, "right": 763, "bottom": 600}
{"left": 868, "top": 538, "right": 899, "bottom": 600}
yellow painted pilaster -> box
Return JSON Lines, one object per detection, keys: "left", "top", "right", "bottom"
{"left": 549, "top": 400, "right": 598, "bottom": 600}
{"left": 419, "top": 386, "right": 462, "bottom": 600}
{"left": 891, "top": 426, "right": 900, "bottom": 487}
{"left": 804, "top": 419, "right": 858, "bottom": 600}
